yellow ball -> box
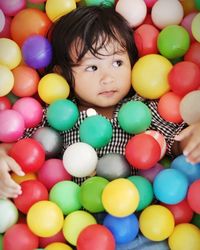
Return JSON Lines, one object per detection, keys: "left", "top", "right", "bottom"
{"left": 38, "top": 73, "right": 70, "bottom": 104}
{"left": 27, "top": 200, "right": 64, "bottom": 237}
{"left": 168, "top": 223, "right": 200, "bottom": 250}
{"left": 11, "top": 172, "right": 37, "bottom": 184}
{"left": 0, "top": 65, "right": 14, "bottom": 97}
{"left": 192, "top": 13, "right": 200, "bottom": 42}
{"left": 139, "top": 205, "right": 175, "bottom": 241}
{"left": 102, "top": 178, "right": 139, "bottom": 217}
{"left": 132, "top": 54, "right": 172, "bottom": 99}
{"left": 63, "top": 210, "right": 96, "bottom": 246}
{"left": 0, "top": 38, "right": 22, "bottom": 70}
{"left": 45, "top": 242, "right": 73, "bottom": 250}
{"left": 45, "top": 0, "right": 76, "bottom": 21}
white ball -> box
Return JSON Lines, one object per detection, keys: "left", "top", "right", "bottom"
{"left": 63, "top": 142, "right": 98, "bottom": 177}
{"left": 151, "top": 0, "right": 184, "bottom": 29}
{"left": 0, "top": 199, "right": 18, "bottom": 233}
{"left": 116, "top": 0, "right": 147, "bottom": 28}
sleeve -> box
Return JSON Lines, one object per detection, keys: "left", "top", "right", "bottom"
{"left": 146, "top": 100, "right": 187, "bottom": 158}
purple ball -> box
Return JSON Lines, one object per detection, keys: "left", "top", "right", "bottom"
{"left": 22, "top": 34, "right": 52, "bottom": 69}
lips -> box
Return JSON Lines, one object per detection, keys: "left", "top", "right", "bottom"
{"left": 99, "top": 90, "right": 117, "bottom": 97}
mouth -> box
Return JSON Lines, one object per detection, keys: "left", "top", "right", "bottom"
{"left": 98, "top": 90, "right": 117, "bottom": 97}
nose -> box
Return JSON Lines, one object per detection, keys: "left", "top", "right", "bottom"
{"left": 100, "top": 67, "right": 115, "bottom": 85}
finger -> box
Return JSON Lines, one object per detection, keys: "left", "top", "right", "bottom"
{"left": 0, "top": 168, "right": 22, "bottom": 191}
{"left": 186, "top": 144, "right": 200, "bottom": 164}
{"left": 0, "top": 188, "right": 22, "bottom": 199}
{"left": 174, "top": 125, "right": 194, "bottom": 141}
{"left": 183, "top": 134, "right": 200, "bottom": 157}
{"left": 6, "top": 157, "right": 25, "bottom": 176}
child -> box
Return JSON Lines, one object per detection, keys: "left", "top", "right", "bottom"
{"left": 0, "top": 5, "right": 200, "bottom": 201}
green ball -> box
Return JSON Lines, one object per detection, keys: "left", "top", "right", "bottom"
{"left": 49, "top": 181, "right": 82, "bottom": 215}
{"left": 157, "top": 25, "right": 190, "bottom": 59}
{"left": 80, "top": 176, "right": 109, "bottom": 213}
{"left": 79, "top": 115, "right": 113, "bottom": 148}
{"left": 128, "top": 175, "right": 153, "bottom": 211}
{"left": 27, "top": 1, "right": 45, "bottom": 11}
{"left": 83, "top": 0, "right": 114, "bottom": 7}
{"left": 47, "top": 99, "right": 79, "bottom": 131}
{"left": 0, "top": 234, "right": 3, "bottom": 250}
{"left": 118, "top": 101, "right": 152, "bottom": 134}
{"left": 191, "top": 213, "right": 200, "bottom": 228}
{"left": 159, "top": 156, "right": 171, "bottom": 168}
{"left": 194, "top": 0, "right": 200, "bottom": 11}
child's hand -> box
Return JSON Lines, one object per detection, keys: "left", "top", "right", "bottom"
{"left": 0, "top": 152, "right": 24, "bottom": 198}
{"left": 175, "top": 122, "right": 200, "bottom": 164}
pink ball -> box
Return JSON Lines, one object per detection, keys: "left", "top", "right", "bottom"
{"left": 12, "top": 97, "right": 43, "bottom": 128}
{"left": 37, "top": 159, "right": 72, "bottom": 190}
{"left": 181, "top": 12, "right": 198, "bottom": 42}
{"left": 144, "top": 0, "right": 157, "bottom": 9}
{"left": 0, "top": 0, "right": 26, "bottom": 16}
{"left": 0, "top": 14, "right": 11, "bottom": 38}
{"left": 0, "top": 109, "right": 25, "bottom": 142}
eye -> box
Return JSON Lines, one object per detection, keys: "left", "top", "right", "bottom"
{"left": 85, "top": 65, "right": 98, "bottom": 72}
{"left": 113, "top": 60, "right": 123, "bottom": 67}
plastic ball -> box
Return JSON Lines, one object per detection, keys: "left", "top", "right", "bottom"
{"left": 157, "top": 25, "right": 190, "bottom": 59}
{"left": 47, "top": 99, "right": 79, "bottom": 131}
{"left": 13, "top": 180, "right": 48, "bottom": 214}
{"left": 80, "top": 176, "right": 109, "bottom": 213}
{"left": 157, "top": 91, "right": 183, "bottom": 123}
{"left": 0, "top": 64, "right": 14, "bottom": 97}
{"left": 0, "top": 9, "right": 5, "bottom": 32}
{"left": 103, "top": 214, "right": 139, "bottom": 244}
{"left": 125, "top": 134, "right": 161, "bottom": 170}
{"left": 79, "top": 115, "right": 113, "bottom": 148}
{"left": 0, "top": 96, "right": 11, "bottom": 111}
{"left": 0, "top": 13, "right": 11, "bottom": 38}
{"left": 187, "top": 179, "right": 200, "bottom": 214}
{"left": 29, "top": 0, "right": 46, "bottom": 3}
{"left": 128, "top": 176, "right": 153, "bottom": 211}
{"left": 171, "top": 154, "right": 200, "bottom": 184}
{"left": 139, "top": 205, "right": 175, "bottom": 241}
{"left": 63, "top": 142, "right": 98, "bottom": 178}
{"left": 3, "top": 224, "right": 39, "bottom": 250}
{"left": 153, "top": 168, "right": 189, "bottom": 204}
{"left": 39, "top": 230, "right": 66, "bottom": 248}
{"left": 179, "top": 90, "right": 200, "bottom": 124}
{"left": 144, "top": 130, "right": 167, "bottom": 159}
{"left": 191, "top": 213, "right": 200, "bottom": 228}
{"left": 96, "top": 153, "right": 131, "bottom": 181}
{"left": 27, "top": 200, "right": 64, "bottom": 237}
{"left": 27, "top": 1, "right": 45, "bottom": 10}
{"left": 168, "top": 61, "right": 200, "bottom": 97}
{"left": 118, "top": 100, "right": 151, "bottom": 134}
{"left": 84, "top": 0, "right": 114, "bottom": 6}
{"left": 9, "top": 138, "right": 45, "bottom": 173}
{"left": 151, "top": 0, "right": 184, "bottom": 29}
{"left": 45, "top": 242, "right": 73, "bottom": 250}
{"left": 134, "top": 24, "right": 159, "bottom": 57}
{"left": 12, "top": 97, "right": 43, "bottom": 128}
{"left": 0, "top": 234, "right": 2, "bottom": 250}
{"left": 162, "top": 199, "right": 194, "bottom": 225}
{"left": 195, "top": 0, "right": 200, "bottom": 10}
{"left": 45, "top": 0, "right": 76, "bottom": 22}
{"left": 168, "top": 223, "right": 200, "bottom": 250}
{"left": 37, "top": 158, "right": 72, "bottom": 190}
{"left": 0, "top": 0, "right": 26, "bottom": 16}
{"left": 0, "top": 38, "right": 21, "bottom": 69}
{"left": 11, "top": 172, "right": 37, "bottom": 184}
{"left": 184, "top": 42, "right": 200, "bottom": 68}
{"left": 115, "top": 0, "right": 147, "bottom": 27}
{"left": 22, "top": 35, "right": 52, "bottom": 69}
{"left": 0, "top": 109, "right": 25, "bottom": 142}
{"left": 38, "top": 73, "right": 70, "bottom": 104}
{"left": 77, "top": 224, "right": 115, "bottom": 250}
{"left": 181, "top": 12, "right": 198, "bottom": 42}
{"left": 10, "top": 8, "right": 52, "bottom": 47}
{"left": 191, "top": 12, "right": 200, "bottom": 42}
{"left": 0, "top": 199, "right": 18, "bottom": 234}
{"left": 49, "top": 181, "right": 82, "bottom": 215}
{"left": 102, "top": 178, "right": 139, "bottom": 217}
{"left": 138, "top": 163, "right": 164, "bottom": 182}
{"left": 62, "top": 210, "right": 97, "bottom": 246}
{"left": 132, "top": 54, "right": 172, "bottom": 99}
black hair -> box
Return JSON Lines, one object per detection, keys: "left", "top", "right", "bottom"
{"left": 47, "top": 5, "right": 138, "bottom": 88}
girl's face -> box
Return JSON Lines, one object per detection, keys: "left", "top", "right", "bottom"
{"left": 71, "top": 41, "right": 132, "bottom": 108}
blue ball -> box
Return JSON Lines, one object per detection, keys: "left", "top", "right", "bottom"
{"left": 103, "top": 214, "right": 139, "bottom": 244}
{"left": 153, "top": 168, "right": 189, "bottom": 204}
{"left": 171, "top": 154, "right": 200, "bottom": 184}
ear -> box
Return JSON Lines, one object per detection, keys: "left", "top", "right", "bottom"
{"left": 53, "top": 65, "right": 63, "bottom": 75}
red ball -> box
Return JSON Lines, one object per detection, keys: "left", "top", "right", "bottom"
{"left": 13, "top": 180, "right": 48, "bottom": 214}
{"left": 157, "top": 91, "right": 183, "bottom": 123}
{"left": 134, "top": 24, "right": 159, "bottom": 57}
{"left": 162, "top": 199, "right": 194, "bottom": 225}
{"left": 39, "top": 230, "right": 66, "bottom": 248}
{"left": 77, "top": 224, "right": 115, "bottom": 250}
{"left": 0, "top": 96, "right": 11, "bottom": 111}
{"left": 184, "top": 42, "right": 200, "bottom": 68}
{"left": 168, "top": 61, "right": 200, "bottom": 97}
{"left": 125, "top": 134, "right": 161, "bottom": 169}
{"left": 37, "top": 159, "right": 72, "bottom": 190}
{"left": 9, "top": 138, "right": 45, "bottom": 173}
{"left": 3, "top": 224, "right": 39, "bottom": 250}
{"left": 187, "top": 179, "right": 200, "bottom": 214}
